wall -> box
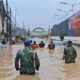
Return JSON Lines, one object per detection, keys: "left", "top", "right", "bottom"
{"left": 0, "top": 15, "right": 7, "bottom": 40}
{"left": 51, "top": 19, "right": 69, "bottom": 36}
{"left": 68, "top": 10, "right": 80, "bottom": 36}
{"left": 0, "top": 15, "right": 2, "bottom": 40}
{"left": 51, "top": 10, "right": 80, "bottom": 36}
{"left": 0, "top": 15, "right": 2, "bottom": 33}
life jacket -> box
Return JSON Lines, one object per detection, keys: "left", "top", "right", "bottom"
{"left": 31, "top": 44, "right": 38, "bottom": 50}
{"left": 64, "top": 46, "right": 76, "bottom": 64}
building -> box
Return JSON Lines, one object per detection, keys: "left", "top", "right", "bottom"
{"left": 31, "top": 27, "right": 48, "bottom": 38}
{"left": 0, "top": 1, "right": 6, "bottom": 40}
{"left": 68, "top": 10, "right": 80, "bottom": 36}
{"left": 51, "top": 10, "right": 80, "bottom": 36}
{"left": 51, "top": 19, "right": 69, "bottom": 36}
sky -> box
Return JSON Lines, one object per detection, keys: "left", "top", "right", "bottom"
{"left": 3, "top": 0, "right": 80, "bottom": 31}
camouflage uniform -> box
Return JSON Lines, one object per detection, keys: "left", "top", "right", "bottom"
{"left": 15, "top": 47, "right": 40, "bottom": 74}
{"left": 63, "top": 46, "right": 77, "bottom": 64}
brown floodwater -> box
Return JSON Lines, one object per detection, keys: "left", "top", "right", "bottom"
{"left": 62, "top": 46, "right": 80, "bottom": 80}
{"left": 0, "top": 38, "right": 80, "bottom": 80}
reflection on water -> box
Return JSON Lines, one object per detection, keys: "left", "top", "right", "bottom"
{"left": 0, "top": 48, "right": 13, "bottom": 78}
{"left": 49, "top": 49, "right": 55, "bottom": 54}
{"left": 48, "top": 49, "right": 55, "bottom": 58}
{"left": 14, "top": 75, "right": 40, "bottom": 80}
{"left": 53, "top": 41, "right": 66, "bottom": 46}
{"left": 63, "top": 63, "right": 80, "bottom": 80}
{"left": 62, "top": 46, "right": 80, "bottom": 80}
{"left": 39, "top": 48, "right": 45, "bottom": 51}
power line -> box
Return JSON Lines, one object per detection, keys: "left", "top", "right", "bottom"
{"left": 69, "top": 0, "right": 78, "bottom": 13}
{"left": 64, "top": 0, "right": 78, "bottom": 18}
{"left": 11, "top": 0, "right": 24, "bottom": 22}
{"left": 10, "top": 0, "right": 26, "bottom": 33}
{"left": 3, "top": 0, "right": 24, "bottom": 33}
{"left": 73, "top": 0, "right": 78, "bottom": 5}
{"left": 12, "top": 0, "right": 20, "bottom": 16}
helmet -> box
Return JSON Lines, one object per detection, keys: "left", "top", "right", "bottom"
{"left": 24, "top": 39, "right": 31, "bottom": 46}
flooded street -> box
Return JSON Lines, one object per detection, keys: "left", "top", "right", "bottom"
{"left": 0, "top": 38, "right": 80, "bottom": 80}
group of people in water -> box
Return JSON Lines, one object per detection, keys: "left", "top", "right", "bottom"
{"left": 15, "top": 39, "right": 77, "bottom": 75}
{"left": 31, "top": 40, "right": 55, "bottom": 50}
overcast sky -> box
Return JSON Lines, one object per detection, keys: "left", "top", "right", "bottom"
{"left": 3, "top": 0, "right": 80, "bottom": 30}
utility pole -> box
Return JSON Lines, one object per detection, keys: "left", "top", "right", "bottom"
{"left": 6, "top": 0, "right": 8, "bottom": 41}
{"left": 49, "top": 25, "right": 50, "bottom": 30}
{"left": 48, "top": 25, "right": 51, "bottom": 36}
{"left": 15, "top": 13, "right": 16, "bottom": 27}
{"left": 14, "top": 13, "right": 16, "bottom": 36}
{"left": 27, "top": 28, "right": 30, "bottom": 39}
{"left": 1, "top": 0, "right": 4, "bottom": 39}
{"left": 23, "top": 21, "right": 25, "bottom": 37}
{"left": 48, "top": 25, "right": 51, "bottom": 42}
{"left": 9, "top": 8, "right": 12, "bottom": 45}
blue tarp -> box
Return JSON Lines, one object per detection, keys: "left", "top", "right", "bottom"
{"left": 68, "top": 30, "right": 73, "bottom": 34}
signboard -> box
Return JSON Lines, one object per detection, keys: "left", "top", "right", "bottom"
{"left": 68, "top": 11, "right": 80, "bottom": 36}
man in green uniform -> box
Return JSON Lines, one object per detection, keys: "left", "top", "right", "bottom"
{"left": 15, "top": 39, "right": 40, "bottom": 75}
{"left": 63, "top": 40, "right": 77, "bottom": 64}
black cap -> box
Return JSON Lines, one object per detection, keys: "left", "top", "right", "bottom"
{"left": 68, "top": 40, "right": 72, "bottom": 44}
{"left": 34, "top": 41, "right": 36, "bottom": 44}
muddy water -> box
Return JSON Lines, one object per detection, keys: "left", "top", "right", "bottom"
{"left": 0, "top": 39, "right": 80, "bottom": 80}
{"left": 62, "top": 46, "right": 80, "bottom": 80}
{"left": 0, "top": 47, "right": 14, "bottom": 79}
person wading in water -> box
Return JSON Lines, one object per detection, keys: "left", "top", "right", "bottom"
{"left": 48, "top": 40, "right": 55, "bottom": 50}
{"left": 62, "top": 40, "right": 77, "bottom": 64}
{"left": 15, "top": 39, "right": 40, "bottom": 74}
{"left": 39, "top": 41, "right": 45, "bottom": 48}
{"left": 31, "top": 41, "right": 38, "bottom": 50}
{"left": 48, "top": 40, "right": 55, "bottom": 54}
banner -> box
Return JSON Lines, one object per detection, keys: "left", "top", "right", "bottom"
{"left": 68, "top": 11, "right": 80, "bottom": 36}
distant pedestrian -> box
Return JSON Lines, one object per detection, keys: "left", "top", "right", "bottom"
{"left": 39, "top": 41, "right": 45, "bottom": 48}
{"left": 31, "top": 41, "right": 38, "bottom": 50}
{"left": 60, "top": 33, "right": 64, "bottom": 41}
{"left": 48, "top": 40, "right": 55, "bottom": 50}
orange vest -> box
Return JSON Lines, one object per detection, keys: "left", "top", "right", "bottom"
{"left": 31, "top": 44, "right": 38, "bottom": 50}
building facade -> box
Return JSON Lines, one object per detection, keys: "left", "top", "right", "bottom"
{"left": 0, "top": 1, "right": 6, "bottom": 40}
{"left": 51, "top": 10, "right": 80, "bottom": 36}
{"left": 51, "top": 19, "right": 69, "bottom": 36}
{"left": 68, "top": 10, "right": 80, "bottom": 36}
